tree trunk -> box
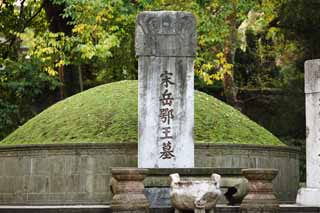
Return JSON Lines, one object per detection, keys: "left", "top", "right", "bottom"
{"left": 43, "top": 0, "right": 79, "bottom": 99}
{"left": 58, "top": 66, "right": 64, "bottom": 99}
{"left": 43, "top": 0, "right": 73, "bottom": 35}
{"left": 223, "top": 0, "right": 241, "bottom": 110}
{"left": 78, "top": 65, "right": 83, "bottom": 92}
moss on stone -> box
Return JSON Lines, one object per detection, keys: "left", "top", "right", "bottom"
{"left": 1, "top": 80, "right": 284, "bottom": 146}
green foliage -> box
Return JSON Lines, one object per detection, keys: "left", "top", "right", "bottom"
{"left": 0, "top": 0, "right": 315, "bottom": 144}
{"left": 0, "top": 57, "right": 59, "bottom": 140}
{"left": 0, "top": 0, "right": 59, "bottom": 140}
{"left": 194, "top": 0, "right": 256, "bottom": 85}
{"left": 0, "top": 0, "right": 47, "bottom": 59}
{"left": 31, "top": 0, "right": 263, "bottom": 84}
{"left": 144, "top": 0, "right": 256, "bottom": 85}
{"left": 1, "top": 80, "right": 284, "bottom": 146}
{"left": 2, "top": 0, "right": 292, "bottom": 90}
{"left": 26, "top": 0, "right": 142, "bottom": 79}
{"left": 231, "top": 0, "right": 312, "bottom": 90}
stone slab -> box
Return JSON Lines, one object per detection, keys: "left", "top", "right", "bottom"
{"left": 135, "top": 11, "right": 196, "bottom": 57}
{"left": 296, "top": 59, "right": 320, "bottom": 207}
{"left": 305, "top": 92, "right": 320, "bottom": 188}
{"left": 296, "top": 187, "right": 320, "bottom": 207}
{"left": 147, "top": 168, "right": 243, "bottom": 176}
{"left": 0, "top": 205, "right": 319, "bottom": 213}
{"left": 145, "top": 187, "right": 171, "bottom": 208}
{"left": 305, "top": 59, "right": 320, "bottom": 93}
{"left": 137, "top": 11, "right": 196, "bottom": 168}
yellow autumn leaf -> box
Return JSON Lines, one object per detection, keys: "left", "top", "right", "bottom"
{"left": 216, "top": 52, "right": 224, "bottom": 58}
{"left": 45, "top": 67, "right": 57, "bottom": 76}
{"left": 73, "top": 24, "right": 86, "bottom": 33}
{"left": 55, "top": 60, "right": 65, "bottom": 67}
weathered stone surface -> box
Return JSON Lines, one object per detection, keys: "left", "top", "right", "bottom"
{"left": 221, "top": 177, "right": 248, "bottom": 205}
{"left": 240, "top": 169, "right": 279, "bottom": 213}
{"left": 304, "top": 59, "right": 320, "bottom": 94}
{"left": 170, "top": 173, "right": 221, "bottom": 211}
{"left": 111, "top": 167, "right": 149, "bottom": 212}
{"left": 137, "top": 11, "right": 196, "bottom": 168}
{"left": 135, "top": 11, "right": 196, "bottom": 57}
{"left": 296, "top": 59, "right": 320, "bottom": 207}
{"left": 1, "top": 205, "right": 320, "bottom": 213}
{"left": 144, "top": 168, "right": 248, "bottom": 207}
{"left": 145, "top": 188, "right": 171, "bottom": 208}
{"left": 0, "top": 143, "right": 298, "bottom": 205}
{"left": 305, "top": 61, "right": 320, "bottom": 189}
{"left": 296, "top": 188, "right": 320, "bottom": 207}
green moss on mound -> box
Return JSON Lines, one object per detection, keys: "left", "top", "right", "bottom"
{"left": 1, "top": 80, "right": 284, "bottom": 146}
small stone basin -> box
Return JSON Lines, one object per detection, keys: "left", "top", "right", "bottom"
{"left": 170, "top": 173, "right": 222, "bottom": 211}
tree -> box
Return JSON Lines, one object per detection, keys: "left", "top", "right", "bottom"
{"left": 1, "top": 0, "right": 316, "bottom": 142}
{"left": 0, "top": 0, "right": 60, "bottom": 140}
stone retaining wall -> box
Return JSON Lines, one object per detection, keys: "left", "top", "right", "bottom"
{"left": 0, "top": 143, "right": 299, "bottom": 205}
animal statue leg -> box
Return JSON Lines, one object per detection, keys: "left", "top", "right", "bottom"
{"left": 194, "top": 208, "right": 205, "bottom": 213}
{"left": 174, "top": 209, "right": 181, "bottom": 213}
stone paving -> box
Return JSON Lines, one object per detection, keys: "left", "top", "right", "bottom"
{"left": 0, "top": 205, "right": 319, "bottom": 213}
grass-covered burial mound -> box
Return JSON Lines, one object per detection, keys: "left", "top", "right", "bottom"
{"left": 1, "top": 80, "right": 284, "bottom": 146}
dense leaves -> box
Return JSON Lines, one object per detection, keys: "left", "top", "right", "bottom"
{"left": 0, "top": 0, "right": 58, "bottom": 139}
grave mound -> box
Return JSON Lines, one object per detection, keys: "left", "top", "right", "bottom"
{"left": 1, "top": 80, "right": 283, "bottom": 146}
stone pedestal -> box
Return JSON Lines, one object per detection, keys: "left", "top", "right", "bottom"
{"left": 240, "top": 169, "right": 279, "bottom": 213}
{"left": 296, "top": 59, "right": 320, "bottom": 207}
{"left": 111, "top": 167, "right": 150, "bottom": 213}
{"left": 296, "top": 188, "right": 320, "bottom": 207}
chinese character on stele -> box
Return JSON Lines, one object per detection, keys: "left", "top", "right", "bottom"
{"left": 159, "top": 70, "right": 175, "bottom": 159}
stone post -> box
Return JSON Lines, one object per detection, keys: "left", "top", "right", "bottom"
{"left": 136, "top": 11, "right": 197, "bottom": 168}
{"left": 296, "top": 59, "right": 320, "bottom": 206}
{"left": 240, "top": 169, "right": 279, "bottom": 213}
{"left": 111, "top": 167, "right": 150, "bottom": 212}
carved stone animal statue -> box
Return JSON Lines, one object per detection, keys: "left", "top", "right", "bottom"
{"left": 170, "top": 173, "right": 222, "bottom": 213}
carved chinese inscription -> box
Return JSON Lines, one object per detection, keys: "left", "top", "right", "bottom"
{"left": 160, "top": 90, "right": 174, "bottom": 106}
{"left": 159, "top": 71, "right": 175, "bottom": 159}
{"left": 136, "top": 11, "right": 196, "bottom": 168}
{"left": 160, "top": 141, "right": 175, "bottom": 159}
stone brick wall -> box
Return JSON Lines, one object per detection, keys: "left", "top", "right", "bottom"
{"left": 196, "top": 144, "right": 300, "bottom": 202}
{"left": 0, "top": 143, "right": 299, "bottom": 205}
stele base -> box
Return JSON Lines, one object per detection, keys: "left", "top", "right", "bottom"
{"left": 296, "top": 187, "right": 320, "bottom": 207}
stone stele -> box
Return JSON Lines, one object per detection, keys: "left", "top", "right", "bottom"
{"left": 296, "top": 59, "right": 320, "bottom": 207}
{"left": 136, "top": 11, "right": 196, "bottom": 168}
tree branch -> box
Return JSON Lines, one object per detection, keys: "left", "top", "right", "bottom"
{"left": 3, "top": 2, "right": 44, "bottom": 59}
{"left": 23, "top": 2, "right": 44, "bottom": 28}
{"left": 19, "top": 0, "right": 26, "bottom": 20}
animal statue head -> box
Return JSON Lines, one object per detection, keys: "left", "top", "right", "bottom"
{"left": 170, "top": 173, "right": 181, "bottom": 184}
{"left": 211, "top": 173, "right": 221, "bottom": 189}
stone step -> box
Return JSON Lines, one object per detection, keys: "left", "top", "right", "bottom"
{"left": 0, "top": 205, "right": 319, "bottom": 213}
{"left": 0, "top": 205, "right": 109, "bottom": 213}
